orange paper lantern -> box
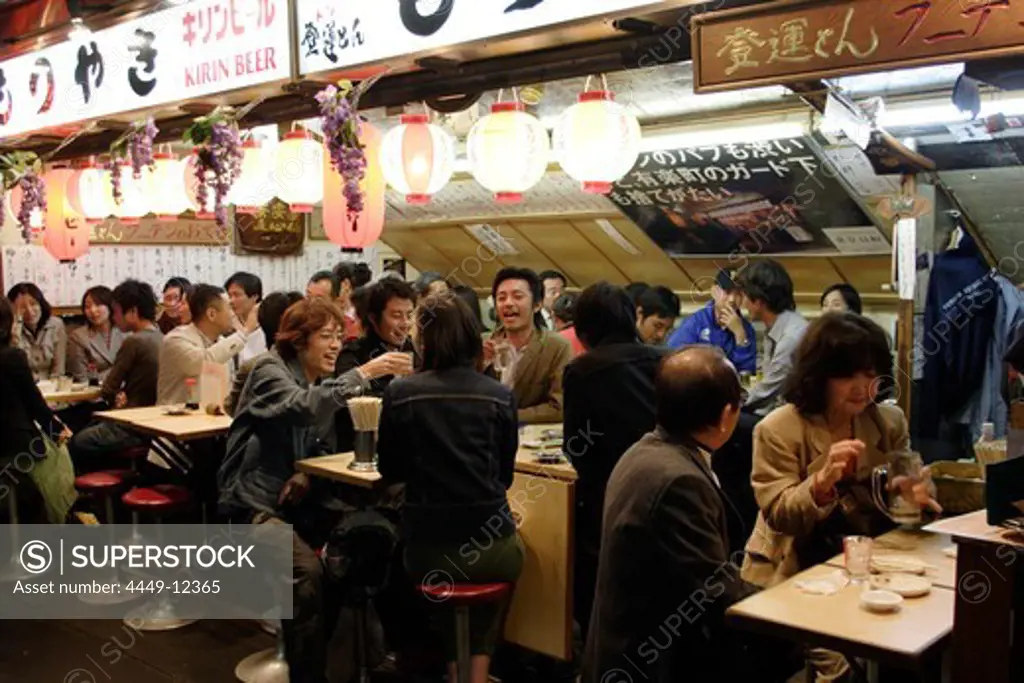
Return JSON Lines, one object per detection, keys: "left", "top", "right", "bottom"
{"left": 322, "top": 122, "right": 385, "bottom": 250}
{"left": 43, "top": 167, "right": 90, "bottom": 262}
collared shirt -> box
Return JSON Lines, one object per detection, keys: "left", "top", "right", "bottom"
{"left": 541, "top": 308, "right": 555, "bottom": 331}
{"left": 157, "top": 323, "right": 248, "bottom": 405}
{"left": 667, "top": 302, "right": 756, "bottom": 373}
{"left": 67, "top": 325, "right": 125, "bottom": 382}
{"left": 745, "top": 309, "right": 809, "bottom": 415}
{"left": 696, "top": 447, "right": 721, "bottom": 488}
{"left": 237, "top": 330, "right": 267, "bottom": 366}
{"left": 17, "top": 315, "right": 67, "bottom": 379}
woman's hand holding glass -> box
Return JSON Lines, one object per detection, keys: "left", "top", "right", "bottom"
{"left": 891, "top": 466, "right": 944, "bottom": 515}
{"left": 359, "top": 351, "right": 414, "bottom": 380}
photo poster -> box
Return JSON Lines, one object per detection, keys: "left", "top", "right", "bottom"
{"left": 609, "top": 137, "right": 875, "bottom": 257}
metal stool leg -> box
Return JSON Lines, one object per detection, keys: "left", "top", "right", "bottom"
{"left": 0, "top": 490, "right": 33, "bottom": 582}
{"left": 236, "top": 621, "right": 288, "bottom": 683}
{"left": 80, "top": 494, "right": 135, "bottom": 606}
{"left": 354, "top": 604, "right": 371, "bottom": 683}
{"left": 123, "top": 518, "right": 196, "bottom": 630}
{"left": 455, "top": 604, "right": 472, "bottom": 683}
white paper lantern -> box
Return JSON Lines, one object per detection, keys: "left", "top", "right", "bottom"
{"left": 110, "top": 163, "right": 151, "bottom": 224}
{"left": 273, "top": 130, "right": 323, "bottom": 213}
{"left": 66, "top": 163, "right": 113, "bottom": 224}
{"left": 149, "top": 154, "right": 192, "bottom": 221}
{"left": 380, "top": 114, "right": 455, "bottom": 204}
{"left": 554, "top": 90, "right": 641, "bottom": 195}
{"left": 229, "top": 139, "right": 275, "bottom": 214}
{"left": 467, "top": 102, "right": 549, "bottom": 203}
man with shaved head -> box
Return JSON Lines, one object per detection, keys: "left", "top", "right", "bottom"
{"left": 583, "top": 347, "right": 794, "bottom": 683}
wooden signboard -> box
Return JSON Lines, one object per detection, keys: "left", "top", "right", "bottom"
{"left": 91, "top": 217, "right": 228, "bottom": 245}
{"left": 693, "top": 0, "right": 1024, "bottom": 93}
{"left": 234, "top": 198, "right": 305, "bottom": 255}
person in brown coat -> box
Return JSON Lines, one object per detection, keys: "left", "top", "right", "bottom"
{"left": 741, "top": 312, "right": 941, "bottom": 682}
{"left": 484, "top": 267, "right": 572, "bottom": 424}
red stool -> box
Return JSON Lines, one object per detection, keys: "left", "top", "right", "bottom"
{"left": 417, "top": 582, "right": 512, "bottom": 683}
{"left": 121, "top": 485, "right": 195, "bottom": 631}
{"left": 74, "top": 471, "right": 137, "bottom": 606}
{"left": 75, "top": 470, "right": 132, "bottom": 524}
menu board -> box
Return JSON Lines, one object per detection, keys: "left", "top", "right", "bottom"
{"left": 609, "top": 137, "right": 875, "bottom": 257}
{"left": 1, "top": 241, "right": 378, "bottom": 307}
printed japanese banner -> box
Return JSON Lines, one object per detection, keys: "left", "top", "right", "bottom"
{"left": 0, "top": 0, "right": 290, "bottom": 141}
{"left": 296, "top": 0, "right": 667, "bottom": 76}
{"left": 693, "top": 0, "right": 1024, "bottom": 93}
{"left": 609, "top": 137, "right": 875, "bottom": 257}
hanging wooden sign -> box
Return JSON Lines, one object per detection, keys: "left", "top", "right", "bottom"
{"left": 693, "top": 0, "right": 1024, "bottom": 93}
{"left": 234, "top": 197, "right": 305, "bottom": 255}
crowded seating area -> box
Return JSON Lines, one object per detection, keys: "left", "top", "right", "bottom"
{"left": 3, "top": 1, "right": 1024, "bottom": 682}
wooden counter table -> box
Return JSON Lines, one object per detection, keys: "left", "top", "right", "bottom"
{"left": 40, "top": 384, "right": 102, "bottom": 404}
{"left": 824, "top": 528, "right": 958, "bottom": 590}
{"left": 298, "top": 423, "right": 577, "bottom": 662}
{"left": 94, "top": 406, "right": 232, "bottom": 441}
{"left": 727, "top": 563, "right": 953, "bottom": 680}
{"left": 924, "top": 511, "right": 1024, "bottom": 683}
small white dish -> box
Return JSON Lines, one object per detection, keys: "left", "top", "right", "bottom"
{"left": 942, "top": 546, "right": 958, "bottom": 559}
{"left": 860, "top": 589, "right": 904, "bottom": 613}
{"left": 869, "top": 574, "right": 932, "bottom": 598}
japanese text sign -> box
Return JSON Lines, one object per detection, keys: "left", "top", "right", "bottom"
{"left": 0, "top": 0, "right": 290, "bottom": 141}
{"left": 693, "top": 0, "right": 1024, "bottom": 93}
{"left": 296, "top": 0, "right": 667, "bottom": 75}
{"left": 610, "top": 137, "right": 874, "bottom": 256}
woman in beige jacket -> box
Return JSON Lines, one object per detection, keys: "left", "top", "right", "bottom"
{"left": 741, "top": 312, "right": 940, "bottom": 682}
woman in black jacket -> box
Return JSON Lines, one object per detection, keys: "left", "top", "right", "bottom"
{"left": 0, "top": 296, "right": 70, "bottom": 523}
{"left": 377, "top": 293, "right": 524, "bottom": 683}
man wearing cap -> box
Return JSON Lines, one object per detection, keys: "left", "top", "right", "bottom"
{"left": 667, "top": 269, "right": 756, "bottom": 374}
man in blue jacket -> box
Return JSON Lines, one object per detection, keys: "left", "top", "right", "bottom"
{"left": 667, "top": 269, "right": 756, "bottom": 374}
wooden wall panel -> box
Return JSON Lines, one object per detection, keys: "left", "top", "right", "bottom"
{"left": 381, "top": 230, "right": 459, "bottom": 280}
{"left": 570, "top": 217, "right": 692, "bottom": 291}
{"left": 488, "top": 223, "right": 561, "bottom": 277}
{"left": 829, "top": 255, "right": 892, "bottom": 299}
{"left": 513, "top": 221, "right": 629, "bottom": 287}
{"left": 417, "top": 227, "right": 506, "bottom": 288}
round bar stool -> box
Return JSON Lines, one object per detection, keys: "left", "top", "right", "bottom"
{"left": 417, "top": 582, "right": 513, "bottom": 683}
{"left": 116, "top": 445, "right": 151, "bottom": 546}
{"left": 235, "top": 624, "right": 287, "bottom": 683}
{"left": 121, "top": 485, "right": 196, "bottom": 631}
{"left": 73, "top": 471, "right": 138, "bottom": 606}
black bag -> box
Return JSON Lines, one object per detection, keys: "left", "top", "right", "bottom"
{"left": 321, "top": 509, "right": 400, "bottom": 602}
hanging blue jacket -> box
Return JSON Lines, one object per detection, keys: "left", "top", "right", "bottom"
{"left": 667, "top": 302, "right": 757, "bottom": 374}
{"left": 918, "top": 234, "right": 999, "bottom": 439}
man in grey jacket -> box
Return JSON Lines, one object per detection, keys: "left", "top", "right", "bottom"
{"left": 583, "top": 347, "right": 794, "bottom": 683}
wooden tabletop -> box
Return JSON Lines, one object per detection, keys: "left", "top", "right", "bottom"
{"left": 825, "top": 528, "right": 958, "bottom": 590}
{"left": 94, "top": 406, "right": 232, "bottom": 441}
{"left": 297, "top": 453, "right": 382, "bottom": 489}
{"left": 925, "top": 510, "right": 1024, "bottom": 549}
{"left": 41, "top": 386, "right": 102, "bottom": 404}
{"left": 727, "top": 563, "right": 954, "bottom": 669}
{"left": 300, "top": 424, "right": 579, "bottom": 489}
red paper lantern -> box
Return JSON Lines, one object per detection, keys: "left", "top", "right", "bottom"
{"left": 322, "top": 122, "right": 385, "bottom": 250}
{"left": 43, "top": 168, "right": 90, "bottom": 262}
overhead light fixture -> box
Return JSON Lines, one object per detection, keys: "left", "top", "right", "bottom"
{"left": 638, "top": 119, "right": 809, "bottom": 153}
{"left": 68, "top": 18, "right": 92, "bottom": 40}
{"left": 879, "top": 94, "right": 1024, "bottom": 128}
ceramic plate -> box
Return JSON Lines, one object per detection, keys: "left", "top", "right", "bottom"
{"left": 869, "top": 574, "right": 932, "bottom": 598}
{"left": 871, "top": 556, "right": 931, "bottom": 575}
{"left": 860, "top": 589, "right": 903, "bottom": 613}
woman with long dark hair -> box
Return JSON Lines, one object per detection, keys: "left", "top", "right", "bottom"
{"left": 67, "top": 286, "right": 125, "bottom": 383}
{"left": 7, "top": 282, "right": 66, "bottom": 378}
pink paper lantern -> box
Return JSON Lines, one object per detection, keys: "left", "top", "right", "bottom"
{"left": 322, "top": 122, "right": 385, "bottom": 250}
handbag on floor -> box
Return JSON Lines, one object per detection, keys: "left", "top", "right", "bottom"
{"left": 28, "top": 433, "right": 78, "bottom": 524}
